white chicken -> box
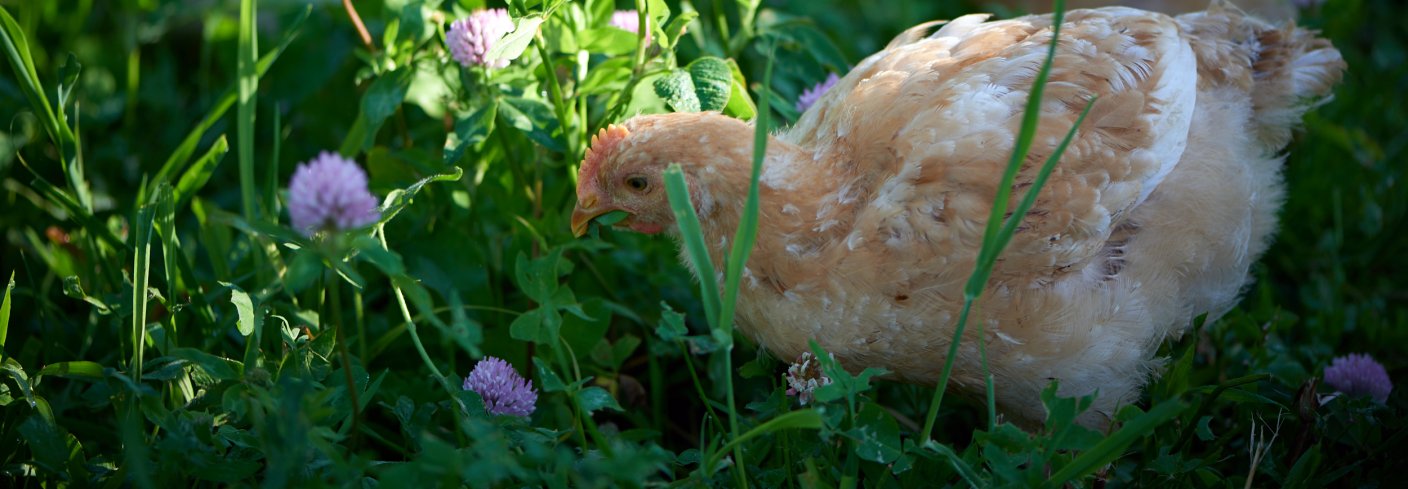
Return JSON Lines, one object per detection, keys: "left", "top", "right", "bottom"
{"left": 571, "top": 3, "right": 1344, "bottom": 426}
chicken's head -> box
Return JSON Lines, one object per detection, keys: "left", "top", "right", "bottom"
{"left": 571, "top": 113, "right": 757, "bottom": 237}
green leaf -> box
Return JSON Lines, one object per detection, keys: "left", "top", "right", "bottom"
{"left": 533, "top": 357, "right": 566, "bottom": 393}
{"left": 18, "top": 413, "right": 68, "bottom": 474}
{"left": 363, "top": 67, "right": 413, "bottom": 130}
{"left": 579, "top": 27, "right": 639, "bottom": 55}
{"left": 147, "top": 6, "right": 310, "bottom": 196}
{"left": 443, "top": 100, "right": 497, "bottom": 165}
{"left": 0, "top": 271, "right": 12, "bottom": 356}
{"left": 354, "top": 235, "right": 406, "bottom": 276}
{"left": 1195, "top": 415, "right": 1215, "bottom": 442}
{"left": 1047, "top": 398, "right": 1186, "bottom": 486}
{"left": 576, "top": 386, "right": 622, "bottom": 414}
{"left": 444, "top": 290, "right": 484, "bottom": 357}
{"left": 484, "top": 15, "right": 544, "bottom": 64}
{"left": 0, "top": 6, "right": 64, "bottom": 152}
{"left": 850, "top": 403, "right": 902, "bottom": 464}
{"left": 655, "top": 302, "right": 687, "bottom": 341}
{"left": 62, "top": 275, "right": 111, "bottom": 314}
{"left": 56, "top": 53, "right": 80, "bottom": 113}
{"left": 38, "top": 361, "right": 104, "bottom": 381}
{"left": 377, "top": 166, "right": 463, "bottom": 224}
{"left": 169, "top": 348, "right": 241, "bottom": 381}
{"left": 222, "top": 282, "right": 257, "bottom": 337}
{"left": 499, "top": 95, "right": 562, "bottom": 152}
{"left": 810, "top": 341, "right": 887, "bottom": 405}
{"left": 173, "top": 136, "right": 228, "bottom": 210}
{"left": 705, "top": 409, "right": 824, "bottom": 470}
{"left": 509, "top": 308, "right": 560, "bottom": 345}
{"left": 1284, "top": 444, "right": 1323, "bottom": 489}
{"left": 688, "top": 57, "right": 733, "bottom": 112}
{"left": 663, "top": 166, "right": 720, "bottom": 330}
{"left": 1, "top": 357, "right": 34, "bottom": 407}
{"left": 654, "top": 69, "right": 700, "bottom": 112}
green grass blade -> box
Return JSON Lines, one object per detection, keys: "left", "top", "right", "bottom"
{"left": 173, "top": 135, "right": 229, "bottom": 210}
{"left": 718, "top": 53, "right": 772, "bottom": 336}
{"left": 920, "top": 0, "right": 1071, "bottom": 439}
{"left": 0, "top": 6, "right": 60, "bottom": 142}
{"left": 662, "top": 165, "right": 721, "bottom": 330}
{"left": 153, "top": 184, "right": 179, "bottom": 348}
{"left": 237, "top": 0, "right": 259, "bottom": 223}
{"left": 0, "top": 271, "right": 13, "bottom": 361}
{"left": 146, "top": 6, "right": 309, "bottom": 201}
{"left": 1046, "top": 399, "right": 1186, "bottom": 486}
{"left": 131, "top": 203, "right": 156, "bottom": 382}
{"left": 704, "top": 408, "right": 823, "bottom": 470}
{"left": 1, "top": 6, "right": 88, "bottom": 210}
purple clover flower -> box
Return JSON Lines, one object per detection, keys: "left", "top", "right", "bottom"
{"left": 463, "top": 356, "right": 538, "bottom": 417}
{"left": 796, "top": 73, "right": 839, "bottom": 113}
{"left": 1324, "top": 353, "right": 1393, "bottom": 404}
{"left": 609, "top": 10, "right": 652, "bottom": 43}
{"left": 286, "top": 151, "right": 380, "bottom": 237}
{"left": 446, "top": 8, "right": 515, "bottom": 69}
{"left": 784, "top": 351, "right": 833, "bottom": 405}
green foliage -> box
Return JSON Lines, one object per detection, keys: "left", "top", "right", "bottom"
{"left": 0, "top": 0, "right": 1403, "bottom": 487}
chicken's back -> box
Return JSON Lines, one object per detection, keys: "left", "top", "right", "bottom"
{"left": 737, "top": 5, "right": 1341, "bottom": 427}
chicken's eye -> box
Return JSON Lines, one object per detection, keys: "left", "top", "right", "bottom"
{"left": 625, "top": 176, "right": 649, "bottom": 192}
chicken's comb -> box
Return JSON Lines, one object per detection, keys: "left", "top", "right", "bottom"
{"left": 578, "top": 124, "right": 631, "bottom": 193}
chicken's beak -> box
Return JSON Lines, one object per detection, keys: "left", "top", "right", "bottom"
{"left": 571, "top": 195, "right": 610, "bottom": 237}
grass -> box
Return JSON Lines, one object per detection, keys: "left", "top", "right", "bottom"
{"left": 0, "top": 0, "right": 1404, "bottom": 487}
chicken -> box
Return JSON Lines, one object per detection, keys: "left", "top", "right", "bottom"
{"left": 571, "top": 4, "right": 1343, "bottom": 426}
{"left": 990, "top": 0, "right": 1298, "bottom": 23}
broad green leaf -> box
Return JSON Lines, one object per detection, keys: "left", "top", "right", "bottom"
{"left": 579, "top": 27, "right": 638, "bottom": 55}
{"left": 354, "top": 236, "right": 406, "bottom": 276}
{"left": 499, "top": 95, "right": 562, "bottom": 152}
{"left": 509, "top": 308, "right": 560, "bottom": 345}
{"left": 1284, "top": 444, "right": 1323, "bottom": 489}
{"left": 654, "top": 69, "right": 700, "bottom": 112}
{"left": 1, "top": 358, "right": 34, "bottom": 407}
{"left": 363, "top": 67, "right": 413, "bottom": 129}
{"left": 18, "top": 413, "right": 68, "bottom": 474}
{"left": 850, "top": 403, "right": 902, "bottom": 464}
{"left": 484, "top": 15, "right": 544, "bottom": 64}
{"left": 655, "top": 302, "right": 687, "bottom": 341}
{"left": 576, "top": 386, "right": 622, "bottom": 414}
{"left": 443, "top": 100, "right": 497, "bottom": 165}
{"left": 688, "top": 57, "right": 733, "bottom": 112}
{"left": 533, "top": 357, "right": 566, "bottom": 393}
{"left": 169, "top": 348, "right": 242, "bottom": 381}
{"left": 222, "top": 282, "right": 257, "bottom": 337}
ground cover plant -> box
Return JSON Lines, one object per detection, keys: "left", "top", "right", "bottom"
{"left": 1, "top": 0, "right": 1404, "bottom": 486}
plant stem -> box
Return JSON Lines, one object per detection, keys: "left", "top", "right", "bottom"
{"left": 376, "top": 227, "right": 455, "bottom": 397}
{"left": 341, "top": 0, "right": 377, "bottom": 53}
{"left": 329, "top": 271, "right": 362, "bottom": 447}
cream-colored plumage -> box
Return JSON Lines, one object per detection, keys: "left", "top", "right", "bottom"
{"left": 572, "top": 4, "right": 1343, "bottom": 426}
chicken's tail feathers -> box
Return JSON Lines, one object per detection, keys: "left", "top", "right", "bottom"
{"left": 1248, "top": 21, "right": 1346, "bottom": 150}
{"left": 1179, "top": 2, "right": 1346, "bottom": 152}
